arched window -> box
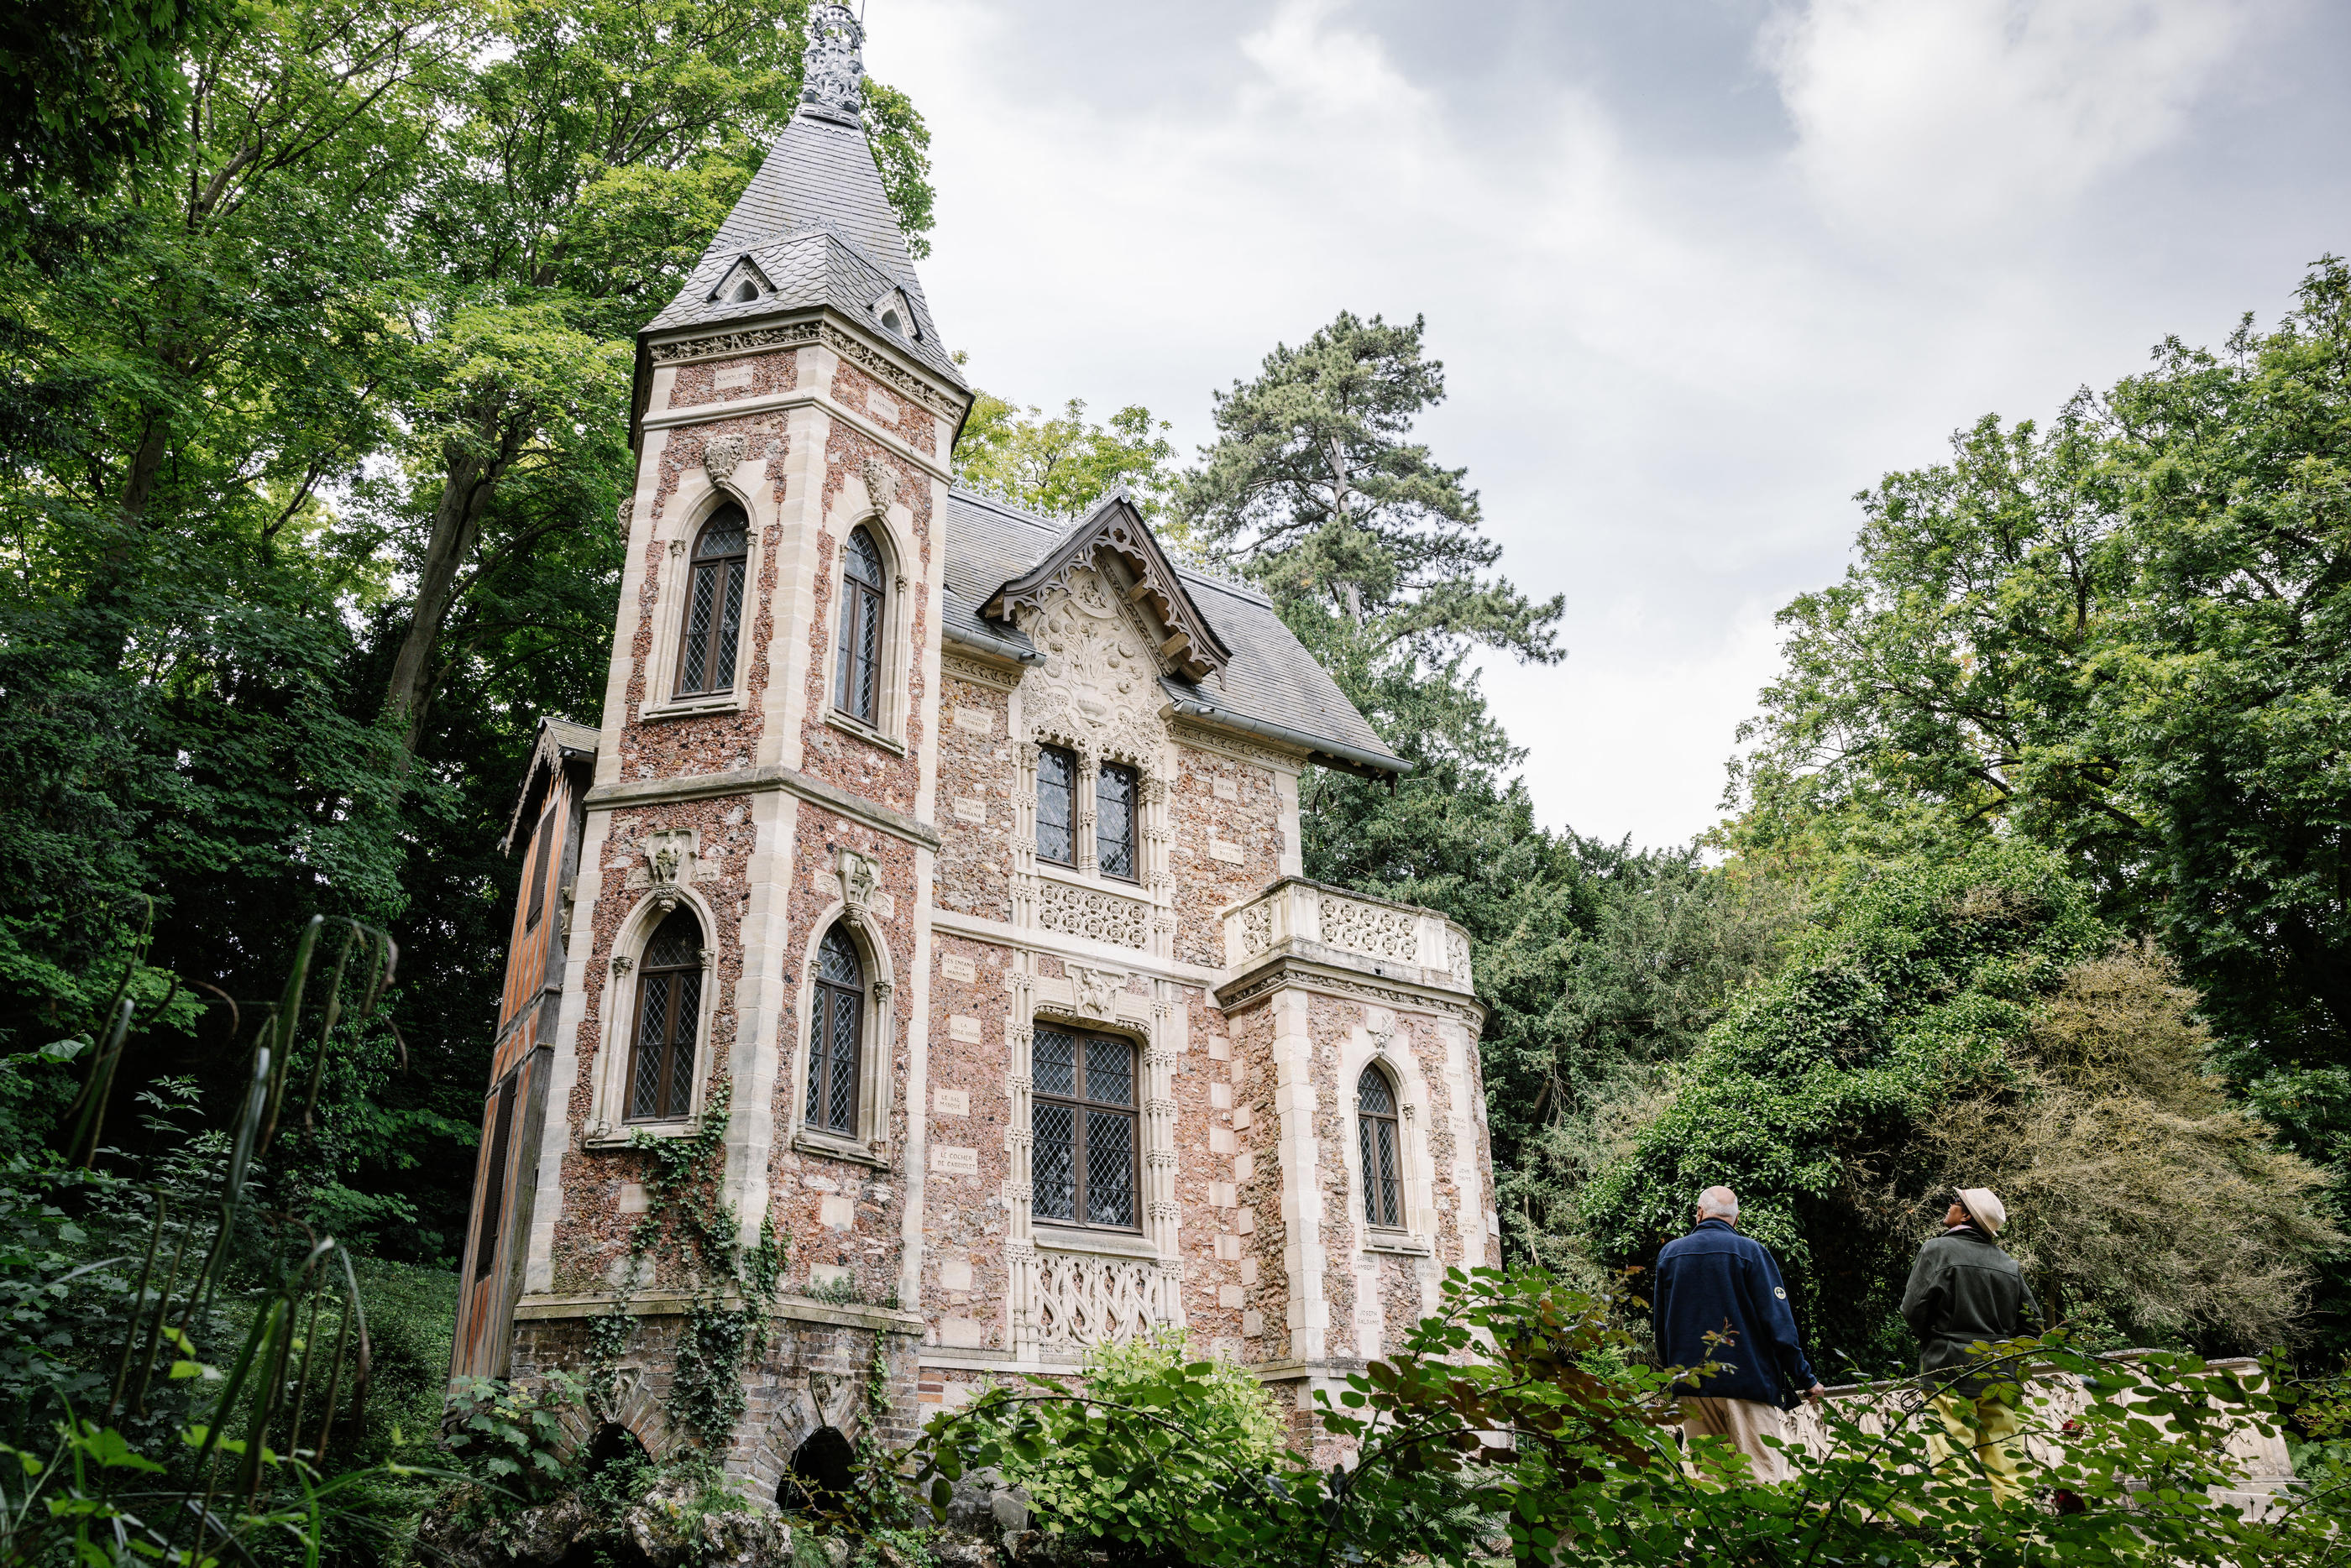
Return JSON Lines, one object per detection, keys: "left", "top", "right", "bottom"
{"left": 629, "top": 910, "right": 704, "bottom": 1121}
{"left": 1358, "top": 1066, "right": 1403, "bottom": 1229}
{"left": 1032, "top": 1027, "right": 1137, "bottom": 1229}
{"left": 804, "top": 926, "right": 863, "bottom": 1137}
{"left": 675, "top": 504, "right": 749, "bottom": 698}
{"left": 833, "top": 525, "right": 885, "bottom": 724}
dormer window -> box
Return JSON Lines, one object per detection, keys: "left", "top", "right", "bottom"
{"left": 872, "top": 288, "right": 916, "bottom": 340}
{"left": 710, "top": 256, "right": 772, "bottom": 306}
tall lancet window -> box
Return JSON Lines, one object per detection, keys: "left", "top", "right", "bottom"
{"left": 1358, "top": 1066, "right": 1403, "bottom": 1230}
{"left": 676, "top": 504, "right": 749, "bottom": 698}
{"left": 805, "top": 926, "right": 863, "bottom": 1137}
{"left": 834, "top": 525, "right": 885, "bottom": 725}
{"left": 629, "top": 910, "right": 704, "bottom": 1121}
{"left": 1035, "top": 745, "right": 1076, "bottom": 867}
{"left": 1097, "top": 761, "right": 1137, "bottom": 881}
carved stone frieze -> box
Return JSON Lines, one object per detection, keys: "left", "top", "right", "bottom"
{"left": 984, "top": 494, "right": 1228, "bottom": 682}
{"left": 940, "top": 651, "right": 1021, "bottom": 691}
{"left": 648, "top": 321, "right": 821, "bottom": 365}
{"left": 1317, "top": 892, "right": 1419, "bottom": 964}
{"left": 1038, "top": 881, "right": 1149, "bottom": 949}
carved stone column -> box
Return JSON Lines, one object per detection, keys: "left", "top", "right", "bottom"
{"left": 1004, "top": 957, "right": 1039, "bottom": 1354}
{"left": 1075, "top": 741, "right": 1100, "bottom": 876}
{"left": 1011, "top": 740, "right": 1039, "bottom": 929}
{"left": 1142, "top": 772, "right": 1174, "bottom": 959}
{"left": 1144, "top": 982, "right": 1183, "bottom": 1328}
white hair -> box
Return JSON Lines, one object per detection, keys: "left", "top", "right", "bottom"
{"left": 1695, "top": 1185, "right": 1739, "bottom": 1220}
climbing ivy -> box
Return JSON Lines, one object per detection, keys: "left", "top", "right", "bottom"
{"left": 587, "top": 1083, "right": 789, "bottom": 1450}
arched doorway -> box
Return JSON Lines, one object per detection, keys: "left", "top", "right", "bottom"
{"left": 777, "top": 1424, "right": 857, "bottom": 1513}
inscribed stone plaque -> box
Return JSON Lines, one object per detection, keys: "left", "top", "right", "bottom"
{"left": 1208, "top": 839, "right": 1245, "bottom": 865}
{"left": 933, "top": 1089, "right": 969, "bottom": 1116}
{"left": 948, "top": 1014, "right": 982, "bottom": 1043}
{"left": 713, "top": 365, "right": 755, "bottom": 389}
{"left": 940, "top": 955, "right": 977, "bottom": 983}
{"left": 930, "top": 1145, "right": 979, "bottom": 1175}
{"left": 952, "top": 797, "right": 986, "bottom": 823}
{"left": 953, "top": 705, "right": 994, "bottom": 734}
{"left": 1213, "top": 778, "right": 1238, "bottom": 802}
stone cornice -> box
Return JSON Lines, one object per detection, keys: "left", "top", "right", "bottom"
{"left": 638, "top": 384, "right": 951, "bottom": 481}
{"left": 585, "top": 763, "right": 940, "bottom": 850}
{"left": 929, "top": 907, "right": 1223, "bottom": 987}
{"left": 1213, "top": 949, "right": 1487, "bottom": 1029}
{"left": 645, "top": 314, "right": 966, "bottom": 426}
{"left": 513, "top": 1290, "right": 924, "bottom": 1334}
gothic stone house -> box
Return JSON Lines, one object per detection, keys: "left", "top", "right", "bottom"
{"left": 453, "top": 5, "right": 1498, "bottom": 1494}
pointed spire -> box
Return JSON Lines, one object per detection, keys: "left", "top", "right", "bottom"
{"left": 798, "top": 4, "right": 866, "bottom": 127}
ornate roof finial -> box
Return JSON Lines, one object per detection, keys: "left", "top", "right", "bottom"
{"left": 799, "top": 3, "right": 866, "bottom": 126}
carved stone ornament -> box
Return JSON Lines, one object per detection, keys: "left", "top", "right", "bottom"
{"left": 1365, "top": 1006, "right": 1399, "bottom": 1052}
{"left": 860, "top": 455, "right": 900, "bottom": 518}
{"left": 838, "top": 847, "right": 879, "bottom": 913}
{"left": 1016, "top": 567, "right": 1164, "bottom": 768}
{"left": 1067, "top": 964, "right": 1128, "bottom": 1022}
{"left": 809, "top": 1369, "right": 863, "bottom": 1431}
{"left": 641, "top": 828, "right": 695, "bottom": 913}
{"left": 983, "top": 492, "right": 1229, "bottom": 682}
{"left": 701, "top": 433, "right": 746, "bottom": 488}
{"left": 798, "top": 4, "right": 865, "bottom": 125}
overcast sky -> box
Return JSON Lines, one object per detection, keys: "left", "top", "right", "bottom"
{"left": 865, "top": 0, "right": 2351, "bottom": 851}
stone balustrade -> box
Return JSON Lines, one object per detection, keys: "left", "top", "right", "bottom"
{"left": 1221, "top": 876, "right": 1474, "bottom": 991}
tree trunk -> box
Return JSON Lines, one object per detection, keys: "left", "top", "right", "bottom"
{"left": 81, "top": 416, "right": 176, "bottom": 670}
{"left": 385, "top": 416, "right": 523, "bottom": 750}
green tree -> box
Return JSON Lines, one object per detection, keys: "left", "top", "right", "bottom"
{"left": 955, "top": 391, "right": 1177, "bottom": 523}
{"left": 1734, "top": 257, "right": 2351, "bottom": 1097}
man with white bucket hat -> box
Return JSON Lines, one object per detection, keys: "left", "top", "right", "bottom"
{"left": 1899, "top": 1187, "right": 2043, "bottom": 1505}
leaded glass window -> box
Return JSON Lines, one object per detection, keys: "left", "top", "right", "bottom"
{"left": 1358, "top": 1066, "right": 1403, "bottom": 1229}
{"left": 676, "top": 504, "right": 749, "bottom": 698}
{"left": 1097, "top": 761, "right": 1137, "bottom": 881}
{"left": 1031, "top": 1027, "right": 1138, "bottom": 1229}
{"left": 629, "top": 910, "right": 704, "bottom": 1121}
{"left": 804, "top": 926, "right": 863, "bottom": 1137}
{"left": 1036, "top": 745, "right": 1076, "bottom": 867}
{"left": 834, "top": 525, "right": 886, "bottom": 724}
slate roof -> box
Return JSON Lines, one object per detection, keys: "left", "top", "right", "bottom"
{"left": 642, "top": 106, "right": 964, "bottom": 389}
{"left": 941, "top": 489, "right": 1406, "bottom": 774}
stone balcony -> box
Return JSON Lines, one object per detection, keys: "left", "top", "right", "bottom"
{"left": 1220, "top": 876, "right": 1474, "bottom": 994}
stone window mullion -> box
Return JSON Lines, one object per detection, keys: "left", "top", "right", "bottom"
{"left": 1075, "top": 743, "right": 1099, "bottom": 875}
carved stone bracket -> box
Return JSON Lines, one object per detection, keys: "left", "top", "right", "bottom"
{"left": 860, "top": 455, "right": 900, "bottom": 517}
{"left": 838, "top": 847, "right": 878, "bottom": 913}
{"left": 1066, "top": 964, "right": 1128, "bottom": 1022}
{"left": 641, "top": 828, "right": 696, "bottom": 913}
{"left": 702, "top": 432, "right": 746, "bottom": 489}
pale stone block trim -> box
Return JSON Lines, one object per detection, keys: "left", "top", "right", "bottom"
{"left": 929, "top": 907, "right": 1222, "bottom": 987}
{"left": 897, "top": 844, "right": 937, "bottom": 1309}
{"left": 1270, "top": 988, "right": 1327, "bottom": 1362}
{"left": 724, "top": 791, "right": 798, "bottom": 1246}
{"left": 584, "top": 763, "right": 939, "bottom": 850}
{"left": 1442, "top": 1019, "right": 1490, "bottom": 1273}
{"left": 763, "top": 400, "right": 826, "bottom": 773}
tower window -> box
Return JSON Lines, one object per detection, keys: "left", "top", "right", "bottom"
{"left": 1032, "top": 1027, "right": 1138, "bottom": 1229}
{"left": 1036, "top": 745, "right": 1076, "bottom": 867}
{"left": 1358, "top": 1066, "right": 1403, "bottom": 1229}
{"left": 833, "top": 525, "right": 885, "bottom": 725}
{"left": 526, "top": 807, "right": 558, "bottom": 930}
{"left": 804, "top": 925, "right": 864, "bottom": 1137}
{"left": 734, "top": 280, "right": 761, "bottom": 303}
{"left": 629, "top": 910, "right": 704, "bottom": 1121}
{"left": 1097, "top": 761, "right": 1137, "bottom": 881}
{"left": 675, "top": 504, "right": 748, "bottom": 698}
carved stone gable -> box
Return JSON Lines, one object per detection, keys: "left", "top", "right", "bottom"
{"left": 1016, "top": 567, "right": 1163, "bottom": 766}
{"left": 982, "top": 494, "right": 1228, "bottom": 681}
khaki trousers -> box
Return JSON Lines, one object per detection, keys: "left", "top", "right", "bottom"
{"left": 1926, "top": 1390, "right": 2029, "bottom": 1506}
{"left": 1678, "top": 1396, "right": 1788, "bottom": 1484}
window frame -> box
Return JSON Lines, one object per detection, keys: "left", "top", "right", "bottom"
{"left": 1029, "top": 1025, "right": 1142, "bottom": 1233}
{"left": 1357, "top": 1064, "right": 1406, "bottom": 1232}
{"left": 626, "top": 909, "right": 707, "bottom": 1124}
{"left": 804, "top": 925, "right": 865, "bottom": 1138}
{"left": 1095, "top": 760, "right": 1139, "bottom": 882}
{"left": 672, "top": 502, "right": 751, "bottom": 702}
{"left": 526, "top": 808, "right": 558, "bottom": 931}
{"left": 1035, "top": 743, "right": 1078, "bottom": 868}
{"left": 832, "top": 525, "right": 887, "bottom": 727}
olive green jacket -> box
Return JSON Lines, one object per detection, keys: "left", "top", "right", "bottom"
{"left": 1898, "top": 1225, "right": 2042, "bottom": 1394}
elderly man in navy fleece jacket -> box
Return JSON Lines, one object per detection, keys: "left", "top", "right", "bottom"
{"left": 1652, "top": 1185, "right": 1825, "bottom": 1483}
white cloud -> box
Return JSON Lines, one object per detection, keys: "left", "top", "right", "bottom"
{"left": 867, "top": 0, "right": 2341, "bottom": 849}
{"left": 1768, "top": 0, "right": 2259, "bottom": 243}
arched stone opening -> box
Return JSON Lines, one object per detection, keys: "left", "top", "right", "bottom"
{"left": 777, "top": 1424, "right": 856, "bottom": 1513}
